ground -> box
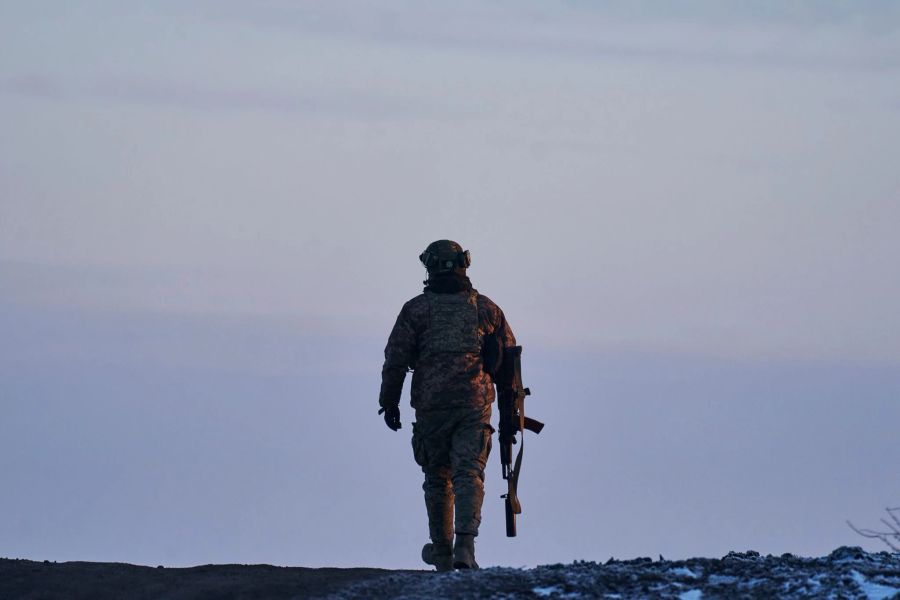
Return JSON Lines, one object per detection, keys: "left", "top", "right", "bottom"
{"left": 2, "top": 547, "right": 899, "bottom": 599}
{"left": 0, "top": 560, "right": 403, "bottom": 599}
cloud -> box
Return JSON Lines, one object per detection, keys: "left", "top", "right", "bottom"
{"left": 188, "top": 0, "right": 900, "bottom": 73}
{"left": 0, "top": 73, "right": 435, "bottom": 119}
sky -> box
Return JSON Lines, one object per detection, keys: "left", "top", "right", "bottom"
{"left": 1, "top": 1, "right": 899, "bottom": 569}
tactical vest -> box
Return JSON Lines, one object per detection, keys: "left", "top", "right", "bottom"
{"left": 420, "top": 291, "right": 480, "bottom": 357}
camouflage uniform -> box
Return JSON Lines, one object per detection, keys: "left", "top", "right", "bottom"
{"left": 379, "top": 288, "right": 516, "bottom": 548}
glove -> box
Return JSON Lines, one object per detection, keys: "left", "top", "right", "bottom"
{"left": 499, "top": 430, "right": 517, "bottom": 446}
{"left": 378, "top": 405, "right": 401, "bottom": 431}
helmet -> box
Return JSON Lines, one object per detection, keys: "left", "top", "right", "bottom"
{"left": 419, "top": 240, "right": 471, "bottom": 274}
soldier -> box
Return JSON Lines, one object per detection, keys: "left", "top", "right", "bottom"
{"left": 378, "top": 240, "right": 516, "bottom": 571}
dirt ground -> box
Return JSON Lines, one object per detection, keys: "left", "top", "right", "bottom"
{"left": 4, "top": 548, "right": 900, "bottom": 599}
{"left": 0, "top": 558, "right": 414, "bottom": 599}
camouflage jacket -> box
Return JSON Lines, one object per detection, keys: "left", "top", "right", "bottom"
{"left": 379, "top": 289, "right": 516, "bottom": 413}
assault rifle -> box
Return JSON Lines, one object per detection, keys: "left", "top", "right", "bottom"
{"left": 496, "top": 346, "right": 544, "bottom": 537}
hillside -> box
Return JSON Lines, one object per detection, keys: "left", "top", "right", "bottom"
{"left": 2, "top": 547, "right": 898, "bottom": 599}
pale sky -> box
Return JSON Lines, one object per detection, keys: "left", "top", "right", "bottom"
{"left": 2, "top": 1, "right": 899, "bottom": 568}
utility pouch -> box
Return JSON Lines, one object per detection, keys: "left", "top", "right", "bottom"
{"left": 481, "top": 332, "right": 503, "bottom": 378}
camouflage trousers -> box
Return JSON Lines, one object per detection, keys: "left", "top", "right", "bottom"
{"left": 411, "top": 405, "right": 494, "bottom": 545}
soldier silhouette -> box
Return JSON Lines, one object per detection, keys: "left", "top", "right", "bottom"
{"left": 378, "top": 240, "right": 517, "bottom": 570}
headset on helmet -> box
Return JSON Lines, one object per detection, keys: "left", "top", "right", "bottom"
{"left": 419, "top": 240, "right": 471, "bottom": 272}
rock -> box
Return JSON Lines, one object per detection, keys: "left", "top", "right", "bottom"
{"left": 828, "top": 546, "right": 867, "bottom": 562}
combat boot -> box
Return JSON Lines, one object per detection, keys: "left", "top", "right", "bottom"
{"left": 453, "top": 533, "right": 479, "bottom": 569}
{"left": 421, "top": 542, "right": 453, "bottom": 572}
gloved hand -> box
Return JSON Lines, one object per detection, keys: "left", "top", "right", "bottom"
{"left": 378, "top": 405, "right": 401, "bottom": 431}
{"left": 499, "top": 431, "right": 517, "bottom": 446}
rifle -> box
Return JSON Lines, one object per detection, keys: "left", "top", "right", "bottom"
{"left": 496, "top": 346, "right": 544, "bottom": 537}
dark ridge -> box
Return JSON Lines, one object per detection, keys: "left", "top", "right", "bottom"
{"left": 3, "top": 547, "right": 899, "bottom": 599}
{"left": 0, "top": 558, "right": 412, "bottom": 600}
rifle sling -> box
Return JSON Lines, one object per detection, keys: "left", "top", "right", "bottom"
{"left": 508, "top": 404, "right": 525, "bottom": 515}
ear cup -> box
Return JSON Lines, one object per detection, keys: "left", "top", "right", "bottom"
{"left": 420, "top": 251, "right": 439, "bottom": 269}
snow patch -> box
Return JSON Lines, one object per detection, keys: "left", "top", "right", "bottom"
{"left": 669, "top": 567, "right": 699, "bottom": 579}
{"left": 851, "top": 570, "right": 900, "bottom": 600}
{"left": 678, "top": 590, "right": 703, "bottom": 600}
{"left": 532, "top": 585, "right": 563, "bottom": 597}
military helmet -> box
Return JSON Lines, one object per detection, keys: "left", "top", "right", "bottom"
{"left": 419, "top": 239, "right": 471, "bottom": 273}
